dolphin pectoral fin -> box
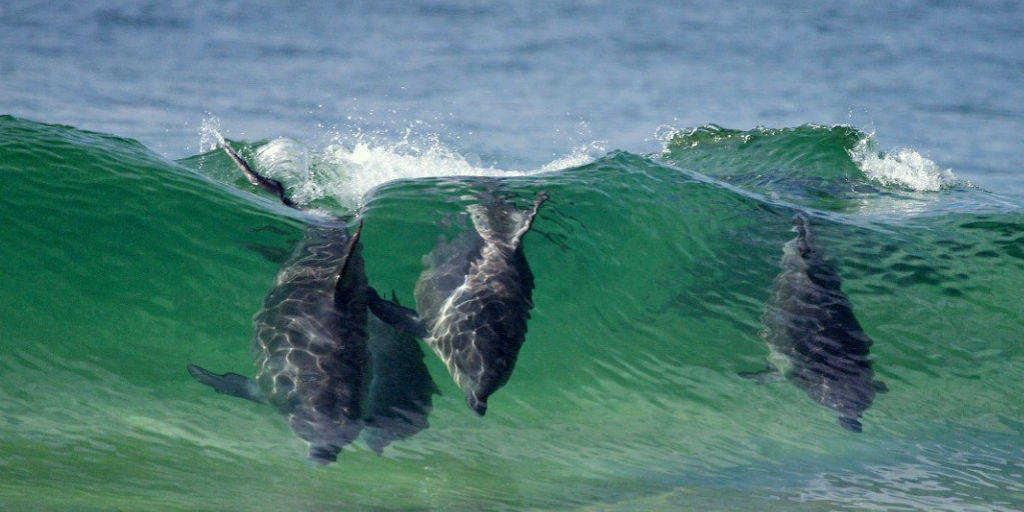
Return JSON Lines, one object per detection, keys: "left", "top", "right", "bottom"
{"left": 738, "top": 366, "right": 785, "bottom": 384}
{"left": 872, "top": 380, "right": 889, "bottom": 393}
{"left": 187, "top": 364, "right": 267, "bottom": 404}
{"left": 367, "top": 287, "right": 427, "bottom": 339}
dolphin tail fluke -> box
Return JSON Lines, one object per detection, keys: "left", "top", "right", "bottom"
{"left": 738, "top": 366, "right": 785, "bottom": 384}
{"left": 367, "top": 287, "right": 427, "bottom": 339}
{"left": 219, "top": 142, "right": 299, "bottom": 209}
{"left": 186, "top": 364, "right": 266, "bottom": 403}
{"left": 468, "top": 191, "right": 549, "bottom": 247}
{"left": 837, "top": 416, "right": 863, "bottom": 433}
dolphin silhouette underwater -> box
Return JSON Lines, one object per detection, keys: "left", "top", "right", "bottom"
{"left": 188, "top": 143, "right": 435, "bottom": 463}
{"left": 741, "top": 214, "right": 887, "bottom": 432}
{"left": 362, "top": 292, "right": 440, "bottom": 454}
{"left": 370, "top": 190, "right": 547, "bottom": 416}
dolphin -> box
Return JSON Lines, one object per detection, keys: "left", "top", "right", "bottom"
{"left": 188, "top": 143, "right": 433, "bottom": 463}
{"left": 363, "top": 292, "right": 440, "bottom": 454}
{"left": 741, "top": 214, "right": 887, "bottom": 432}
{"left": 370, "top": 191, "right": 547, "bottom": 416}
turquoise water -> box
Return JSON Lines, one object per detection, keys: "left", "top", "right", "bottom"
{"left": 1, "top": 116, "right": 1022, "bottom": 511}
{"left": 3, "top": 1, "right": 1024, "bottom": 509}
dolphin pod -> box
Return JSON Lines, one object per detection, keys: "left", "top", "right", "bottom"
{"left": 741, "top": 214, "right": 887, "bottom": 432}
{"left": 188, "top": 140, "right": 887, "bottom": 464}
{"left": 188, "top": 144, "right": 436, "bottom": 463}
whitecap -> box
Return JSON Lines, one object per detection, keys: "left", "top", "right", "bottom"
{"left": 849, "top": 136, "right": 956, "bottom": 192}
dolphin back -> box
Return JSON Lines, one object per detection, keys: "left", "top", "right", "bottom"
{"left": 760, "top": 214, "right": 882, "bottom": 431}
{"left": 412, "top": 192, "right": 547, "bottom": 415}
{"left": 187, "top": 142, "right": 373, "bottom": 464}
{"left": 253, "top": 223, "right": 370, "bottom": 463}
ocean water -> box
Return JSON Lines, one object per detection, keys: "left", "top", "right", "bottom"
{"left": 1, "top": 1, "right": 1023, "bottom": 511}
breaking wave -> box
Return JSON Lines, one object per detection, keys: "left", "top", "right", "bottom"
{"left": 1, "top": 115, "right": 1021, "bottom": 512}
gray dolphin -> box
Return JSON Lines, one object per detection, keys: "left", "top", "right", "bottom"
{"left": 363, "top": 292, "right": 440, "bottom": 454}
{"left": 741, "top": 214, "right": 887, "bottom": 432}
{"left": 370, "top": 191, "right": 547, "bottom": 416}
{"left": 188, "top": 143, "right": 435, "bottom": 462}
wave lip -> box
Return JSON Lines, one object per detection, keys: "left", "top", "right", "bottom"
{"left": 198, "top": 116, "right": 602, "bottom": 210}
{"left": 658, "top": 124, "right": 867, "bottom": 181}
{"left": 659, "top": 123, "right": 959, "bottom": 193}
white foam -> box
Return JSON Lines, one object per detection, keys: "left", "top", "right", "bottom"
{"left": 849, "top": 137, "right": 956, "bottom": 192}
{"left": 196, "top": 115, "right": 608, "bottom": 209}
{"left": 540, "top": 140, "right": 607, "bottom": 173}
{"left": 252, "top": 138, "right": 319, "bottom": 204}
{"left": 316, "top": 134, "right": 527, "bottom": 208}
{"left": 197, "top": 116, "right": 606, "bottom": 209}
{"left": 198, "top": 115, "right": 225, "bottom": 152}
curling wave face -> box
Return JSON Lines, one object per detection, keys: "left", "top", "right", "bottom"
{"left": 1, "top": 115, "right": 1022, "bottom": 511}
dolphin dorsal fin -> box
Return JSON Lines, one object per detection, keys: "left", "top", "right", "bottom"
{"left": 220, "top": 143, "right": 299, "bottom": 209}
{"left": 792, "top": 212, "right": 810, "bottom": 239}
{"left": 334, "top": 220, "right": 364, "bottom": 305}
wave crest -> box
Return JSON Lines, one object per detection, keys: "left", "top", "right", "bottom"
{"left": 195, "top": 116, "right": 611, "bottom": 209}
{"left": 849, "top": 137, "right": 957, "bottom": 192}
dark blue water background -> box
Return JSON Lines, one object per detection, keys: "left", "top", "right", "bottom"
{"left": 1, "top": 0, "right": 1022, "bottom": 193}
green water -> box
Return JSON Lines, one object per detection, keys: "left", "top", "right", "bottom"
{"left": 1, "top": 116, "right": 1022, "bottom": 511}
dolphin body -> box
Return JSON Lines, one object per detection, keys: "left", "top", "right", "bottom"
{"left": 363, "top": 299, "right": 440, "bottom": 454}
{"left": 370, "top": 192, "right": 547, "bottom": 416}
{"left": 189, "top": 144, "right": 435, "bottom": 463}
{"left": 741, "top": 214, "right": 887, "bottom": 432}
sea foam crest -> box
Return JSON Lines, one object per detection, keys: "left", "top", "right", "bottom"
{"left": 316, "top": 134, "right": 535, "bottom": 208}
{"left": 540, "top": 140, "right": 607, "bottom": 173}
{"left": 849, "top": 137, "right": 956, "bottom": 192}
{"left": 198, "top": 116, "right": 225, "bottom": 151}
{"left": 198, "top": 116, "right": 599, "bottom": 209}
